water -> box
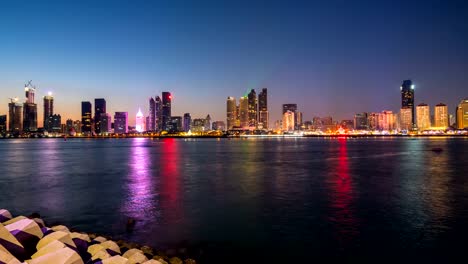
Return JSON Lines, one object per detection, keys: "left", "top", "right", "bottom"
{"left": 1, "top": 137, "right": 467, "bottom": 263}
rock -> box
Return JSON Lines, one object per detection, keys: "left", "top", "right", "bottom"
{"left": 2, "top": 216, "right": 27, "bottom": 226}
{"left": 142, "top": 260, "right": 163, "bottom": 264}
{"left": 122, "top": 248, "right": 143, "bottom": 259}
{"left": 0, "top": 223, "right": 27, "bottom": 260}
{"left": 101, "top": 255, "right": 130, "bottom": 264}
{"left": 88, "top": 244, "right": 106, "bottom": 256}
{"left": 0, "top": 209, "right": 13, "bottom": 223}
{"left": 51, "top": 225, "right": 70, "bottom": 233}
{"left": 184, "top": 259, "right": 196, "bottom": 264}
{"left": 37, "top": 231, "right": 76, "bottom": 250}
{"left": 101, "top": 240, "right": 121, "bottom": 255}
{"left": 33, "top": 218, "right": 45, "bottom": 228}
{"left": 5, "top": 219, "right": 44, "bottom": 257}
{"left": 141, "top": 245, "right": 153, "bottom": 255}
{"left": 70, "top": 232, "right": 91, "bottom": 243}
{"left": 94, "top": 236, "right": 108, "bottom": 243}
{"left": 169, "top": 257, "right": 183, "bottom": 264}
{"left": 0, "top": 244, "right": 22, "bottom": 264}
{"left": 26, "top": 247, "right": 83, "bottom": 264}
{"left": 91, "top": 249, "right": 111, "bottom": 261}
{"left": 31, "top": 240, "right": 66, "bottom": 259}
{"left": 127, "top": 252, "right": 148, "bottom": 264}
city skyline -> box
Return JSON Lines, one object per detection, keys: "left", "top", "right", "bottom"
{"left": 1, "top": 1, "right": 467, "bottom": 124}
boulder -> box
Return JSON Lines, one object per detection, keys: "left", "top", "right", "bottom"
{"left": 101, "top": 255, "right": 130, "bottom": 264}
{"left": 2, "top": 216, "right": 27, "bottom": 226}
{"left": 0, "top": 209, "right": 13, "bottom": 223}
{"left": 91, "top": 249, "right": 111, "bottom": 261}
{"left": 32, "top": 219, "right": 45, "bottom": 228}
{"left": 26, "top": 247, "right": 83, "bottom": 264}
{"left": 36, "top": 231, "right": 76, "bottom": 250}
{"left": 31, "top": 240, "right": 66, "bottom": 259}
{"left": 100, "top": 240, "right": 121, "bottom": 255}
{"left": 51, "top": 225, "right": 70, "bottom": 233}
{"left": 122, "top": 248, "right": 143, "bottom": 259}
{"left": 93, "top": 236, "right": 107, "bottom": 243}
{"left": 142, "top": 260, "right": 163, "bottom": 264}
{"left": 0, "top": 244, "right": 22, "bottom": 264}
{"left": 70, "top": 233, "right": 91, "bottom": 243}
{"left": 0, "top": 222, "right": 26, "bottom": 260}
{"left": 184, "top": 259, "right": 196, "bottom": 264}
{"left": 127, "top": 252, "right": 148, "bottom": 264}
{"left": 88, "top": 244, "right": 105, "bottom": 256}
{"left": 169, "top": 257, "right": 183, "bottom": 264}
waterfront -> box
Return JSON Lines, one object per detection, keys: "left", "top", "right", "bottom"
{"left": 1, "top": 138, "right": 467, "bottom": 263}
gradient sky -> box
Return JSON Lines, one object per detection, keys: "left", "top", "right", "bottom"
{"left": 1, "top": 0, "right": 467, "bottom": 125}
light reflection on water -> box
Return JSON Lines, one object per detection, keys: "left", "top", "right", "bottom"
{"left": 0, "top": 137, "right": 467, "bottom": 263}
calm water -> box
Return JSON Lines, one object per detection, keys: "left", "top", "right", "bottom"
{"left": 1, "top": 137, "right": 468, "bottom": 263}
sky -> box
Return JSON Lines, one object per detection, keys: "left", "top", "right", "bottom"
{"left": 0, "top": 0, "right": 467, "bottom": 126}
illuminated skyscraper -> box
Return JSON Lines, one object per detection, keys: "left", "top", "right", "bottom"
{"left": 155, "top": 96, "right": 162, "bottom": 131}
{"left": 258, "top": 88, "right": 268, "bottom": 130}
{"left": 400, "top": 108, "right": 412, "bottom": 131}
{"left": 100, "top": 113, "right": 112, "bottom": 134}
{"left": 434, "top": 103, "right": 448, "bottom": 128}
{"left": 456, "top": 98, "right": 468, "bottom": 129}
{"left": 378, "top": 111, "right": 395, "bottom": 131}
{"left": 47, "top": 114, "right": 62, "bottom": 132}
{"left": 296, "top": 111, "right": 303, "bottom": 130}
{"left": 94, "top": 98, "right": 106, "bottom": 135}
{"left": 170, "top": 116, "right": 182, "bottom": 132}
{"left": 136, "top": 108, "right": 145, "bottom": 132}
{"left": 400, "top": 80, "right": 415, "bottom": 128}
{"left": 81, "top": 101, "right": 92, "bottom": 134}
{"left": 282, "top": 104, "right": 298, "bottom": 129}
{"left": 8, "top": 99, "right": 22, "bottom": 133}
{"left": 354, "top": 112, "right": 368, "bottom": 130}
{"left": 43, "top": 93, "right": 54, "bottom": 131}
{"left": 368, "top": 113, "right": 379, "bottom": 130}
{"left": 23, "top": 82, "right": 38, "bottom": 132}
{"left": 0, "top": 115, "right": 6, "bottom": 134}
{"left": 161, "top": 92, "right": 172, "bottom": 131}
{"left": 282, "top": 110, "right": 295, "bottom": 132}
{"left": 416, "top": 103, "right": 430, "bottom": 130}
{"left": 114, "top": 112, "right": 128, "bottom": 134}
{"left": 247, "top": 89, "right": 257, "bottom": 128}
{"left": 239, "top": 96, "right": 249, "bottom": 128}
{"left": 205, "top": 114, "right": 211, "bottom": 131}
{"left": 183, "top": 113, "right": 191, "bottom": 132}
{"left": 226, "top": 97, "right": 237, "bottom": 130}
{"left": 148, "top": 97, "right": 156, "bottom": 131}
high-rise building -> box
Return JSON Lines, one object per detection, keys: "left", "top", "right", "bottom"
{"left": 456, "top": 98, "right": 468, "bottom": 129}
{"left": 8, "top": 100, "right": 23, "bottom": 133}
{"left": 368, "top": 113, "right": 379, "bottom": 130}
{"left": 23, "top": 82, "right": 38, "bottom": 132}
{"left": 434, "top": 103, "right": 449, "bottom": 128}
{"left": 81, "top": 101, "right": 92, "bottom": 134}
{"left": 183, "top": 113, "right": 191, "bottom": 132}
{"left": 296, "top": 111, "right": 303, "bottom": 130}
{"left": 114, "top": 112, "right": 128, "bottom": 134}
{"left": 94, "top": 98, "right": 106, "bottom": 135}
{"left": 0, "top": 115, "right": 6, "bottom": 134}
{"left": 43, "top": 93, "right": 54, "bottom": 131}
{"left": 416, "top": 103, "right": 430, "bottom": 130}
{"left": 148, "top": 97, "right": 156, "bottom": 131}
{"left": 258, "top": 88, "right": 268, "bottom": 130}
{"left": 155, "top": 96, "right": 162, "bottom": 131}
{"left": 205, "top": 114, "right": 211, "bottom": 131}
{"left": 192, "top": 118, "right": 205, "bottom": 132}
{"left": 247, "top": 89, "right": 257, "bottom": 128}
{"left": 161, "top": 92, "right": 172, "bottom": 131}
{"left": 73, "top": 120, "right": 82, "bottom": 134}
{"left": 100, "top": 113, "right": 112, "bottom": 134}
{"left": 212, "top": 121, "right": 226, "bottom": 131}
{"left": 400, "top": 108, "right": 412, "bottom": 131}
{"left": 66, "top": 119, "right": 73, "bottom": 134}
{"left": 226, "top": 97, "right": 237, "bottom": 130}
{"left": 136, "top": 108, "right": 145, "bottom": 133}
{"left": 239, "top": 96, "right": 249, "bottom": 128}
{"left": 378, "top": 111, "right": 395, "bottom": 130}
{"left": 401, "top": 80, "right": 415, "bottom": 128}
{"left": 170, "top": 116, "right": 182, "bottom": 132}
{"left": 282, "top": 110, "right": 295, "bottom": 132}
{"left": 354, "top": 112, "right": 368, "bottom": 130}
{"left": 283, "top": 104, "right": 298, "bottom": 129}
{"left": 47, "top": 114, "right": 62, "bottom": 132}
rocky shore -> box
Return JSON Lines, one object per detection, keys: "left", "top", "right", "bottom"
{"left": 0, "top": 209, "right": 196, "bottom": 264}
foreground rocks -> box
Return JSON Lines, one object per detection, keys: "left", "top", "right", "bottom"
{"left": 0, "top": 209, "right": 196, "bottom": 264}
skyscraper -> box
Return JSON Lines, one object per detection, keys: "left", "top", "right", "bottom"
{"left": 43, "top": 93, "right": 54, "bottom": 131}
{"left": 434, "top": 103, "right": 448, "bottom": 128}
{"left": 296, "top": 111, "right": 303, "bottom": 130}
{"left": 354, "top": 112, "right": 368, "bottom": 130}
{"left": 8, "top": 99, "right": 22, "bottom": 133}
{"left": 183, "top": 113, "right": 191, "bottom": 132}
{"left": 81, "top": 101, "right": 92, "bottom": 134}
{"left": 170, "top": 116, "right": 182, "bottom": 132}
{"left": 0, "top": 115, "right": 6, "bottom": 134}
{"left": 100, "top": 113, "right": 111, "bottom": 134}
{"left": 258, "top": 88, "right": 268, "bottom": 130}
{"left": 239, "top": 96, "right": 249, "bottom": 128}
{"left": 94, "top": 98, "right": 106, "bottom": 135}
{"left": 401, "top": 80, "right": 415, "bottom": 128}
{"left": 378, "top": 111, "right": 395, "bottom": 131}
{"left": 400, "top": 108, "right": 412, "bottom": 131}
{"left": 416, "top": 103, "right": 430, "bottom": 130}
{"left": 114, "top": 112, "right": 128, "bottom": 134}
{"left": 247, "top": 89, "right": 257, "bottom": 128}
{"left": 161, "top": 92, "right": 172, "bottom": 131}
{"left": 47, "top": 114, "right": 62, "bottom": 132}
{"left": 226, "top": 97, "right": 237, "bottom": 130}
{"left": 149, "top": 97, "right": 156, "bottom": 131}
{"left": 205, "top": 114, "right": 211, "bottom": 131}
{"left": 456, "top": 98, "right": 468, "bottom": 129}
{"left": 282, "top": 110, "right": 295, "bottom": 132}
{"left": 136, "top": 108, "right": 145, "bottom": 132}
{"left": 155, "top": 96, "right": 162, "bottom": 131}
{"left": 282, "top": 104, "right": 298, "bottom": 129}
{"left": 23, "top": 82, "right": 38, "bottom": 132}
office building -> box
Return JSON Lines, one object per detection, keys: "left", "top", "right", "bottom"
{"left": 283, "top": 104, "right": 298, "bottom": 129}
{"left": 81, "top": 101, "right": 92, "bottom": 134}
{"left": 400, "top": 108, "right": 412, "bottom": 131}
{"left": 191, "top": 118, "right": 205, "bottom": 132}
{"left": 47, "top": 114, "right": 61, "bottom": 132}
{"left": 416, "top": 103, "right": 430, "bottom": 130}
{"left": 239, "top": 96, "right": 249, "bottom": 128}
{"left": 367, "top": 113, "right": 379, "bottom": 130}
{"left": 136, "top": 108, "right": 145, "bottom": 133}
{"left": 161, "top": 92, "right": 172, "bottom": 131}
{"left": 94, "top": 98, "right": 106, "bottom": 134}
{"left": 155, "top": 96, "right": 162, "bottom": 131}
{"left": 148, "top": 97, "right": 156, "bottom": 131}
{"left": 378, "top": 111, "right": 395, "bottom": 131}
{"left": 227, "top": 97, "right": 237, "bottom": 130}
{"left": 434, "top": 103, "right": 448, "bottom": 128}
{"left": 204, "top": 114, "right": 211, "bottom": 131}
{"left": 114, "top": 112, "right": 128, "bottom": 134}
{"left": 169, "top": 116, "right": 182, "bottom": 132}
{"left": 283, "top": 110, "right": 295, "bottom": 132}
{"left": 354, "top": 112, "right": 368, "bottom": 130}
{"left": 247, "top": 89, "right": 257, "bottom": 128}
{"left": 212, "top": 121, "right": 226, "bottom": 131}
{"left": 100, "top": 113, "right": 112, "bottom": 134}
{"left": 0, "top": 115, "right": 6, "bottom": 134}
{"left": 296, "top": 111, "right": 303, "bottom": 130}
{"left": 183, "top": 113, "right": 191, "bottom": 132}
{"left": 43, "top": 93, "right": 54, "bottom": 131}
{"left": 401, "top": 80, "right": 415, "bottom": 128}
{"left": 456, "top": 98, "right": 468, "bottom": 129}
{"left": 8, "top": 100, "right": 23, "bottom": 133}
{"left": 258, "top": 88, "right": 268, "bottom": 130}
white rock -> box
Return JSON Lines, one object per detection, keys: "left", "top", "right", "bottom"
{"left": 91, "top": 249, "right": 111, "bottom": 261}
{"left": 87, "top": 244, "right": 105, "bottom": 256}
{"left": 5, "top": 219, "right": 43, "bottom": 240}
{"left": 51, "top": 225, "right": 70, "bottom": 233}
{"left": 36, "top": 231, "right": 76, "bottom": 250}
{"left": 100, "top": 240, "right": 121, "bottom": 254}
{"left": 102, "top": 255, "right": 130, "bottom": 264}
{"left": 2, "top": 216, "right": 27, "bottom": 226}
{"left": 31, "top": 240, "right": 66, "bottom": 259}
{"left": 26, "top": 247, "right": 83, "bottom": 264}
{"left": 70, "top": 232, "right": 91, "bottom": 242}
{"left": 93, "top": 236, "right": 107, "bottom": 243}
{"left": 122, "top": 248, "right": 143, "bottom": 259}
{"left": 0, "top": 209, "right": 13, "bottom": 222}
{"left": 0, "top": 245, "right": 22, "bottom": 264}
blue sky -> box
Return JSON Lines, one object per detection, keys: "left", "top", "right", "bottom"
{"left": 0, "top": 0, "right": 467, "bottom": 125}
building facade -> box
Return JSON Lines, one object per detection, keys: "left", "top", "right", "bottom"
{"left": 43, "top": 93, "right": 54, "bottom": 131}
{"left": 434, "top": 103, "right": 448, "bottom": 128}
{"left": 247, "top": 89, "right": 257, "bottom": 128}
{"left": 282, "top": 110, "right": 295, "bottom": 132}
{"left": 94, "top": 98, "right": 106, "bottom": 135}
{"left": 239, "top": 96, "right": 249, "bottom": 128}
{"left": 183, "top": 113, "right": 191, "bottom": 132}
{"left": 136, "top": 108, "right": 145, "bottom": 132}
{"left": 161, "top": 92, "right": 172, "bottom": 131}
{"left": 401, "top": 80, "right": 415, "bottom": 128}
{"left": 0, "top": 115, "right": 6, "bottom": 134}
{"left": 81, "top": 101, "right": 92, "bottom": 134}
{"left": 227, "top": 97, "right": 237, "bottom": 130}
{"left": 100, "top": 113, "right": 112, "bottom": 134}
{"left": 283, "top": 104, "right": 298, "bottom": 129}
{"left": 148, "top": 97, "right": 156, "bottom": 131}
{"left": 258, "top": 88, "right": 268, "bottom": 130}
{"left": 114, "top": 112, "right": 128, "bottom": 134}
{"left": 354, "top": 112, "right": 368, "bottom": 130}
{"left": 456, "top": 98, "right": 468, "bottom": 129}
{"left": 416, "top": 103, "right": 430, "bottom": 130}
